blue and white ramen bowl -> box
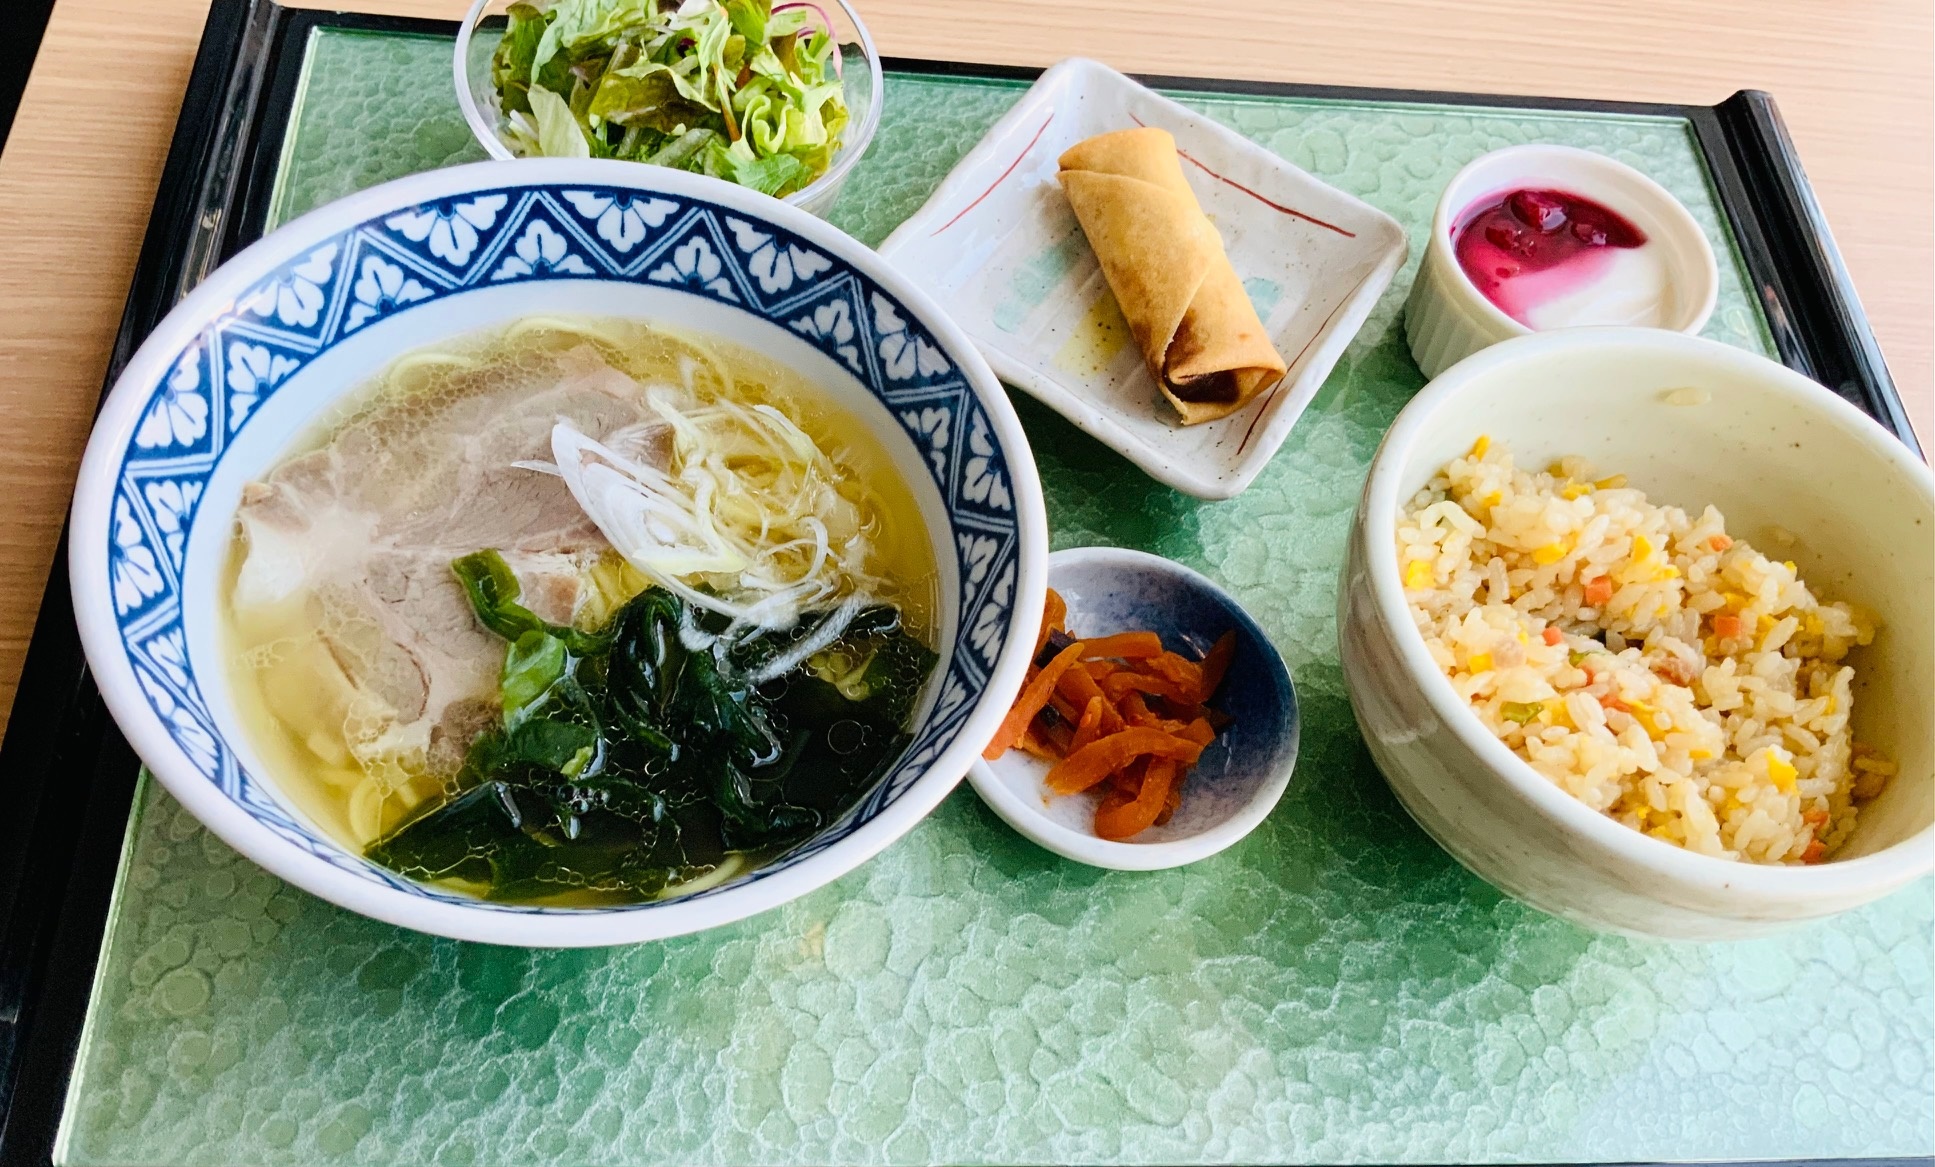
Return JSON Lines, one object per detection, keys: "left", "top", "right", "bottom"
{"left": 70, "top": 160, "right": 1049, "bottom": 947}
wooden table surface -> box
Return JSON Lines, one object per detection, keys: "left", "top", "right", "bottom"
{"left": 0, "top": 0, "right": 1926, "bottom": 737}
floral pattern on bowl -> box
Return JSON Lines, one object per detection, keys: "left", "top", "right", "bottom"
{"left": 70, "top": 160, "right": 1049, "bottom": 946}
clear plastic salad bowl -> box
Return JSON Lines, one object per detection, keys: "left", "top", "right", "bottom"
{"left": 455, "top": 0, "right": 883, "bottom": 219}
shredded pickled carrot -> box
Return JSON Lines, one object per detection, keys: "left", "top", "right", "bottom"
{"left": 983, "top": 590, "right": 1238, "bottom": 839}
{"left": 1046, "top": 728, "right": 1204, "bottom": 794}
{"left": 1095, "top": 758, "right": 1177, "bottom": 840}
{"left": 1033, "top": 588, "right": 1067, "bottom": 659}
{"left": 1118, "top": 689, "right": 1160, "bottom": 728}
{"left": 1101, "top": 670, "right": 1194, "bottom": 704}
{"left": 1194, "top": 631, "right": 1236, "bottom": 703}
{"left": 1019, "top": 725, "right": 1060, "bottom": 761}
{"left": 1079, "top": 631, "right": 1163, "bottom": 660}
{"left": 1048, "top": 692, "right": 1082, "bottom": 726}
{"left": 1056, "top": 665, "right": 1124, "bottom": 735}
{"left": 984, "top": 640, "right": 1084, "bottom": 760}
{"left": 1068, "top": 696, "right": 1107, "bottom": 756}
{"left": 1156, "top": 772, "right": 1184, "bottom": 825}
{"left": 1145, "top": 651, "right": 1205, "bottom": 692}
{"left": 1175, "top": 717, "right": 1214, "bottom": 747}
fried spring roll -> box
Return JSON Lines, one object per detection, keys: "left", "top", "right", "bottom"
{"left": 1057, "top": 127, "right": 1287, "bottom": 425}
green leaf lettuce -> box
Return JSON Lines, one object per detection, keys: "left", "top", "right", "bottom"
{"left": 491, "top": 0, "right": 847, "bottom": 198}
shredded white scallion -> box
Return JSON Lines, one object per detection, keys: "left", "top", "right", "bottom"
{"left": 676, "top": 603, "right": 719, "bottom": 653}
{"left": 537, "top": 386, "right": 885, "bottom": 633}
{"left": 749, "top": 595, "right": 868, "bottom": 685}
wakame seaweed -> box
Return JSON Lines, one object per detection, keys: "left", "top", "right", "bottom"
{"left": 366, "top": 550, "right": 936, "bottom": 903}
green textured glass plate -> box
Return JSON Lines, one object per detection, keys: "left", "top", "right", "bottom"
{"left": 36, "top": 15, "right": 1933, "bottom": 1167}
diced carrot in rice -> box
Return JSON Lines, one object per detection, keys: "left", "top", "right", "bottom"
{"left": 1399, "top": 437, "right": 1891, "bottom": 866}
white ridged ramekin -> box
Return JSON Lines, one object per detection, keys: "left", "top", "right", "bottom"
{"left": 1403, "top": 145, "right": 1719, "bottom": 380}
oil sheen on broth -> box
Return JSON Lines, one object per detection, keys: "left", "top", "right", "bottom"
{"left": 224, "top": 317, "right": 939, "bottom": 905}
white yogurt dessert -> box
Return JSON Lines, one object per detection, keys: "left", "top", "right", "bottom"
{"left": 1404, "top": 145, "right": 1719, "bottom": 379}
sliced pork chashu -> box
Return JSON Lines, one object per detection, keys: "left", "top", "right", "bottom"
{"left": 229, "top": 346, "right": 662, "bottom": 782}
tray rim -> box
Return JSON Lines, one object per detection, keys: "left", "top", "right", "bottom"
{"left": 225, "top": 13, "right": 1923, "bottom": 459}
{"left": 0, "top": 2, "right": 1923, "bottom": 1163}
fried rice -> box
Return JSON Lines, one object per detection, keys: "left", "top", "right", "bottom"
{"left": 1397, "top": 436, "right": 1895, "bottom": 865}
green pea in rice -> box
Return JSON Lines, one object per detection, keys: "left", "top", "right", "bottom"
{"left": 1397, "top": 437, "right": 1895, "bottom": 865}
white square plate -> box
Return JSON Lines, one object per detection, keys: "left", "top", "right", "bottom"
{"left": 879, "top": 58, "right": 1409, "bottom": 499}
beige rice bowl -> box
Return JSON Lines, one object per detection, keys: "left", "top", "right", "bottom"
{"left": 1398, "top": 436, "right": 1894, "bottom": 865}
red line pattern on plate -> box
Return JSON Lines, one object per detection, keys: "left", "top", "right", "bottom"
{"left": 1233, "top": 267, "right": 1376, "bottom": 456}
{"left": 931, "top": 112, "right": 1056, "bottom": 236}
{"left": 1235, "top": 382, "right": 1286, "bottom": 455}
{"left": 1128, "top": 113, "right": 1356, "bottom": 238}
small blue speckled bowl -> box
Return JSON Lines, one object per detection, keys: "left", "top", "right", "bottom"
{"left": 970, "top": 547, "right": 1299, "bottom": 870}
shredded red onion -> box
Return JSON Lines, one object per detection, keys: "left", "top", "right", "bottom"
{"left": 771, "top": 1, "right": 844, "bottom": 79}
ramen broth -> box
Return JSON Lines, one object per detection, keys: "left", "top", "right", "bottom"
{"left": 224, "top": 317, "right": 939, "bottom": 904}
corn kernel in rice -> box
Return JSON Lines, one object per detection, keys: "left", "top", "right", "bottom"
{"left": 1398, "top": 440, "right": 1892, "bottom": 865}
